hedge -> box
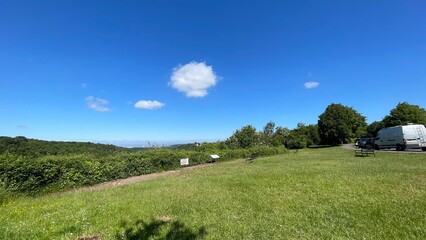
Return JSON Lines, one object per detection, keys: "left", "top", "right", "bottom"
{"left": 0, "top": 147, "right": 286, "bottom": 194}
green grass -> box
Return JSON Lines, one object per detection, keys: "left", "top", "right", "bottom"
{"left": 1, "top": 147, "right": 426, "bottom": 239}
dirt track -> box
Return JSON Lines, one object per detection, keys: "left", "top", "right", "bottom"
{"left": 62, "top": 163, "right": 214, "bottom": 195}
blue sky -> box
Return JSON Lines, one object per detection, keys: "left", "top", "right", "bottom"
{"left": 1, "top": 1, "right": 425, "bottom": 146}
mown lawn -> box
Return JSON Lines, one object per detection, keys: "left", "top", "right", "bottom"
{"left": 1, "top": 147, "right": 425, "bottom": 239}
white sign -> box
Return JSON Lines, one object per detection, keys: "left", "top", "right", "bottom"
{"left": 180, "top": 158, "right": 189, "bottom": 166}
{"left": 210, "top": 154, "right": 220, "bottom": 159}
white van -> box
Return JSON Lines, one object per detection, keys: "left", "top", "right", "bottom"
{"left": 374, "top": 124, "right": 426, "bottom": 151}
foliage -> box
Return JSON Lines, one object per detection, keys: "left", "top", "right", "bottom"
{"left": 271, "top": 126, "right": 290, "bottom": 147}
{"left": 286, "top": 130, "right": 307, "bottom": 149}
{"left": 224, "top": 121, "right": 320, "bottom": 150}
{"left": 354, "top": 125, "right": 369, "bottom": 138}
{"left": 0, "top": 136, "right": 120, "bottom": 157}
{"left": 282, "top": 123, "right": 320, "bottom": 149}
{"left": 364, "top": 102, "right": 426, "bottom": 138}
{"left": 0, "top": 152, "right": 178, "bottom": 194}
{"left": 0, "top": 147, "right": 285, "bottom": 194}
{"left": 170, "top": 141, "right": 227, "bottom": 151}
{"left": 382, "top": 102, "right": 426, "bottom": 127}
{"left": 260, "top": 121, "right": 276, "bottom": 146}
{"left": 226, "top": 125, "right": 259, "bottom": 149}
{"left": 318, "top": 103, "right": 367, "bottom": 145}
{"left": 367, "top": 121, "right": 385, "bottom": 137}
{"left": 0, "top": 132, "right": 285, "bottom": 195}
{"left": 295, "top": 123, "right": 320, "bottom": 147}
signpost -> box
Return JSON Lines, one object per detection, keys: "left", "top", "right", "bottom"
{"left": 180, "top": 158, "right": 189, "bottom": 166}
{"left": 209, "top": 154, "right": 220, "bottom": 162}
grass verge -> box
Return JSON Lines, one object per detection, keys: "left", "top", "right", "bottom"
{"left": 1, "top": 147, "right": 425, "bottom": 239}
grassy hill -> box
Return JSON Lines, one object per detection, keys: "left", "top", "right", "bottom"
{"left": 0, "top": 136, "right": 121, "bottom": 156}
{"left": 1, "top": 147, "right": 425, "bottom": 239}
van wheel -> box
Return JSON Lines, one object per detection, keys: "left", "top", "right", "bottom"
{"left": 374, "top": 144, "right": 380, "bottom": 150}
{"left": 422, "top": 147, "right": 426, "bottom": 151}
{"left": 396, "top": 144, "right": 402, "bottom": 151}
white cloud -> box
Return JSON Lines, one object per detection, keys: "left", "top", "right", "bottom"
{"left": 81, "top": 83, "right": 88, "bottom": 88}
{"left": 85, "top": 96, "right": 110, "bottom": 112}
{"left": 170, "top": 61, "right": 218, "bottom": 97}
{"left": 304, "top": 81, "right": 320, "bottom": 89}
{"left": 134, "top": 100, "right": 165, "bottom": 110}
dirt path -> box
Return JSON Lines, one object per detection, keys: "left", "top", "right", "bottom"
{"left": 62, "top": 163, "right": 214, "bottom": 195}
{"left": 342, "top": 144, "right": 356, "bottom": 150}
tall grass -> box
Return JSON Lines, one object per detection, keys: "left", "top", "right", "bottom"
{"left": 1, "top": 147, "right": 425, "bottom": 239}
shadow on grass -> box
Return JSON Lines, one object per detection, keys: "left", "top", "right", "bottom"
{"left": 115, "top": 218, "right": 207, "bottom": 240}
{"left": 307, "top": 144, "right": 335, "bottom": 149}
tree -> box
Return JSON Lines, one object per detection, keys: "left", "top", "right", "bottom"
{"left": 286, "top": 130, "right": 307, "bottom": 149}
{"left": 261, "top": 121, "right": 275, "bottom": 146}
{"left": 226, "top": 125, "right": 258, "bottom": 149}
{"left": 318, "top": 103, "right": 367, "bottom": 145}
{"left": 382, "top": 102, "right": 426, "bottom": 127}
{"left": 354, "top": 125, "right": 368, "bottom": 138}
{"left": 295, "top": 123, "right": 320, "bottom": 146}
{"left": 271, "top": 126, "right": 290, "bottom": 147}
{"left": 367, "top": 121, "right": 385, "bottom": 137}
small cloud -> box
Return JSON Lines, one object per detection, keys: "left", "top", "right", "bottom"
{"left": 169, "top": 61, "right": 218, "bottom": 97}
{"left": 134, "top": 100, "right": 165, "bottom": 110}
{"left": 17, "top": 124, "right": 27, "bottom": 129}
{"left": 304, "top": 81, "right": 320, "bottom": 89}
{"left": 86, "top": 96, "right": 110, "bottom": 112}
{"left": 81, "top": 83, "right": 88, "bottom": 89}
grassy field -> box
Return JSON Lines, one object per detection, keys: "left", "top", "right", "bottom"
{"left": 1, "top": 147, "right": 425, "bottom": 239}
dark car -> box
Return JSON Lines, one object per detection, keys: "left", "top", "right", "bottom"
{"left": 356, "top": 137, "right": 374, "bottom": 149}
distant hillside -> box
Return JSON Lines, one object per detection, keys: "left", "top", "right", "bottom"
{"left": 0, "top": 136, "right": 122, "bottom": 156}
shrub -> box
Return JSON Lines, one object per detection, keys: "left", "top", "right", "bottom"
{"left": 0, "top": 146, "right": 286, "bottom": 194}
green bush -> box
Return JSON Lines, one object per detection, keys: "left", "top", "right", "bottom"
{"left": 136, "top": 149, "right": 185, "bottom": 170}
{"left": 188, "top": 152, "right": 212, "bottom": 165}
{"left": 219, "top": 149, "right": 249, "bottom": 160}
{"left": 0, "top": 147, "right": 286, "bottom": 194}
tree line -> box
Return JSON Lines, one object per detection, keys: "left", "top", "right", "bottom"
{"left": 1, "top": 102, "right": 425, "bottom": 154}
{"left": 0, "top": 136, "right": 120, "bottom": 156}
{"left": 225, "top": 102, "right": 426, "bottom": 149}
